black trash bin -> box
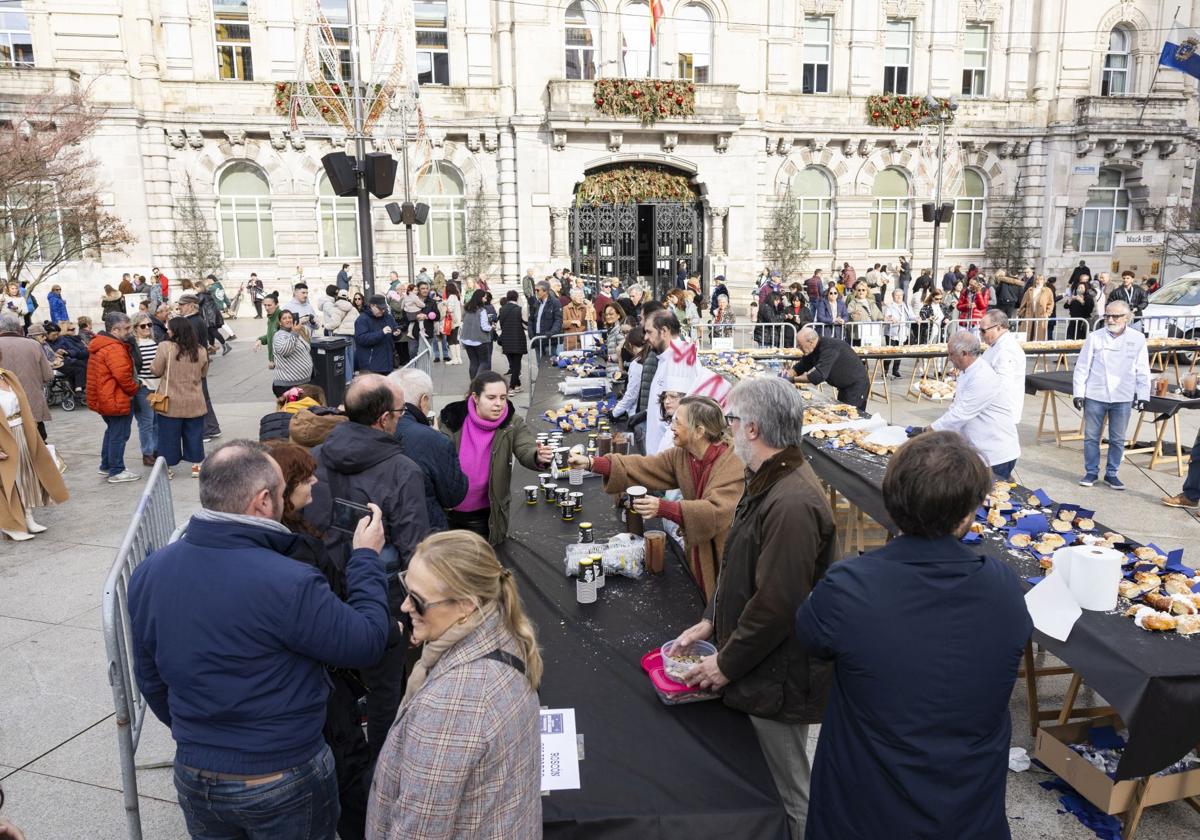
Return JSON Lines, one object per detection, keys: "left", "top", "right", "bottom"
{"left": 310, "top": 336, "right": 351, "bottom": 407}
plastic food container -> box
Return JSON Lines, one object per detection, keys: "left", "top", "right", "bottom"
{"left": 660, "top": 639, "right": 717, "bottom": 683}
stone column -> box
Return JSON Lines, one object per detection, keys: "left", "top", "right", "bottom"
{"left": 498, "top": 129, "right": 519, "bottom": 278}
{"left": 708, "top": 206, "right": 728, "bottom": 257}
{"left": 550, "top": 207, "right": 571, "bottom": 259}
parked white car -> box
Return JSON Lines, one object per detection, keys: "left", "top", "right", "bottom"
{"left": 1140, "top": 273, "right": 1200, "bottom": 360}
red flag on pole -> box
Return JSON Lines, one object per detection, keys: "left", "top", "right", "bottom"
{"left": 650, "top": 0, "right": 664, "bottom": 46}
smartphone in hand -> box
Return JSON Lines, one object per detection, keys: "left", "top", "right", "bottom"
{"left": 330, "top": 497, "right": 371, "bottom": 534}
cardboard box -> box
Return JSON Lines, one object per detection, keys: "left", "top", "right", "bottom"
{"left": 1034, "top": 714, "right": 1200, "bottom": 815}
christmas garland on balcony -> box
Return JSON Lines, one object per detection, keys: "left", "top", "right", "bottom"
{"left": 592, "top": 78, "right": 696, "bottom": 124}
{"left": 575, "top": 165, "right": 698, "bottom": 206}
{"left": 272, "top": 81, "right": 388, "bottom": 126}
{"left": 866, "top": 94, "right": 954, "bottom": 131}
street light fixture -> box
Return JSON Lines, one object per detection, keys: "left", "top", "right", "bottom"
{"left": 918, "top": 95, "right": 959, "bottom": 287}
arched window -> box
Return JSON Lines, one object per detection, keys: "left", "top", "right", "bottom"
{"left": 949, "top": 169, "right": 986, "bottom": 250}
{"left": 792, "top": 167, "right": 833, "bottom": 251}
{"left": 1102, "top": 26, "right": 1132, "bottom": 96}
{"left": 1077, "top": 167, "right": 1130, "bottom": 252}
{"left": 676, "top": 3, "right": 712, "bottom": 83}
{"left": 416, "top": 165, "right": 465, "bottom": 257}
{"left": 318, "top": 173, "right": 358, "bottom": 258}
{"left": 870, "top": 168, "right": 909, "bottom": 251}
{"left": 218, "top": 162, "right": 273, "bottom": 259}
{"left": 620, "top": 1, "right": 654, "bottom": 78}
{"left": 565, "top": 1, "right": 601, "bottom": 80}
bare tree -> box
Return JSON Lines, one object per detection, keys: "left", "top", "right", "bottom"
{"left": 983, "top": 174, "right": 1036, "bottom": 276}
{"left": 762, "top": 182, "right": 810, "bottom": 285}
{"left": 0, "top": 88, "right": 135, "bottom": 292}
{"left": 172, "top": 175, "right": 226, "bottom": 283}
{"left": 461, "top": 186, "right": 499, "bottom": 282}
{"left": 1162, "top": 206, "right": 1200, "bottom": 272}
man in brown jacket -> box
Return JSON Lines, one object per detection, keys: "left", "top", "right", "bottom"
{"left": 0, "top": 312, "right": 54, "bottom": 439}
{"left": 570, "top": 395, "right": 742, "bottom": 599}
{"left": 677, "top": 375, "right": 837, "bottom": 839}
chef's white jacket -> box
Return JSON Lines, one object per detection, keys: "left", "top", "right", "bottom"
{"left": 1072, "top": 327, "right": 1151, "bottom": 404}
{"left": 982, "top": 330, "right": 1027, "bottom": 421}
{"left": 931, "top": 358, "right": 1021, "bottom": 467}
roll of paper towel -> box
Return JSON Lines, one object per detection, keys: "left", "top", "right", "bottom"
{"left": 1052, "top": 545, "right": 1124, "bottom": 611}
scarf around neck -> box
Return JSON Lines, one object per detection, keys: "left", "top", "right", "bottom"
{"left": 401, "top": 603, "right": 494, "bottom": 712}
{"left": 688, "top": 442, "right": 728, "bottom": 499}
{"left": 456, "top": 397, "right": 509, "bottom": 512}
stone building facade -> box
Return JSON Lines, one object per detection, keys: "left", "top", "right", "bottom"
{"left": 0, "top": 0, "right": 1197, "bottom": 316}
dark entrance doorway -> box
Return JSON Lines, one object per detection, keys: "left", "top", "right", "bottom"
{"left": 569, "top": 163, "right": 705, "bottom": 301}
{"left": 571, "top": 200, "right": 704, "bottom": 300}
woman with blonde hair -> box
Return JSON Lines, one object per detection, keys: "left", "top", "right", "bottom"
{"left": 1017, "top": 274, "right": 1055, "bottom": 340}
{"left": 367, "top": 530, "right": 542, "bottom": 839}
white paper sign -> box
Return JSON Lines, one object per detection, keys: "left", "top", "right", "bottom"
{"left": 858, "top": 324, "right": 884, "bottom": 348}
{"left": 540, "top": 708, "right": 581, "bottom": 792}
{"left": 710, "top": 337, "right": 735, "bottom": 351}
{"left": 1024, "top": 571, "right": 1082, "bottom": 642}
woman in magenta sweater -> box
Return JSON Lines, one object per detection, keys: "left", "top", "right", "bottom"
{"left": 438, "top": 372, "right": 553, "bottom": 544}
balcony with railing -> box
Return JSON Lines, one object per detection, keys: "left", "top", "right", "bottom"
{"left": 546, "top": 79, "right": 743, "bottom": 131}
{"left": 1072, "top": 95, "right": 1191, "bottom": 130}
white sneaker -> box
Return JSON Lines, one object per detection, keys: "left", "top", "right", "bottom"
{"left": 97, "top": 467, "right": 109, "bottom": 476}
{"left": 107, "top": 470, "right": 142, "bottom": 484}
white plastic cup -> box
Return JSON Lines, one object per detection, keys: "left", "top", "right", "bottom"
{"left": 569, "top": 467, "right": 584, "bottom": 486}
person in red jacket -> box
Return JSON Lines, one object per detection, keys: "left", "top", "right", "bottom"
{"left": 957, "top": 278, "right": 989, "bottom": 328}
{"left": 152, "top": 266, "right": 169, "bottom": 302}
{"left": 86, "top": 312, "right": 141, "bottom": 483}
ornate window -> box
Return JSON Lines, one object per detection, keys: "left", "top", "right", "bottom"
{"left": 416, "top": 165, "right": 466, "bottom": 257}
{"left": 318, "top": 174, "right": 358, "bottom": 258}
{"left": 870, "top": 168, "right": 909, "bottom": 251}
{"left": 213, "top": 0, "right": 253, "bottom": 81}
{"left": 564, "top": 1, "right": 600, "bottom": 80}
{"left": 676, "top": 3, "right": 712, "bottom": 83}
{"left": 802, "top": 17, "right": 831, "bottom": 94}
{"left": 415, "top": 0, "right": 449, "bottom": 85}
{"left": 620, "top": 1, "right": 655, "bottom": 78}
{"left": 792, "top": 168, "right": 834, "bottom": 251}
{"left": 218, "top": 162, "right": 274, "bottom": 259}
{"left": 1077, "top": 168, "right": 1129, "bottom": 252}
{"left": 1102, "top": 26, "right": 1132, "bottom": 95}
{"left": 883, "top": 20, "right": 911, "bottom": 95}
{"left": 949, "top": 169, "right": 986, "bottom": 250}
{"left": 962, "top": 24, "right": 988, "bottom": 97}
{"left": 0, "top": 1, "right": 34, "bottom": 67}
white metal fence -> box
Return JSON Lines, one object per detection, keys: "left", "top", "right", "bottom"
{"left": 101, "top": 458, "right": 178, "bottom": 840}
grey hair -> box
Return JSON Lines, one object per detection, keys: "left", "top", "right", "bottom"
{"left": 717, "top": 294, "right": 729, "bottom": 305}
{"left": 535, "top": 280, "right": 551, "bottom": 293}
{"left": 199, "top": 440, "right": 282, "bottom": 514}
{"left": 0, "top": 312, "right": 21, "bottom": 333}
{"left": 130, "top": 311, "right": 152, "bottom": 327}
{"left": 728, "top": 376, "right": 807, "bottom": 449}
{"left": 627, "top": 283, "right": 644, "bottom": 298}
{"left": 948, "top": 330, "right": 982, "bottom": 357}
{"left": 798, "top": 326, "right": 820, "bottom": 343}
{"left": 1105, "top": 299, "right": 1132, "bottom": 316}
{"left": 103, "top": 311, "right": 131, "bottom": 331}
{"left": 155, "top": 302, "right": 170, "bottom": 315}
{"left": 981, "top": 310, "right": 1009, "bottom": 330}
{"left": 390, "top": 367, "right": 432, "bottom": 404}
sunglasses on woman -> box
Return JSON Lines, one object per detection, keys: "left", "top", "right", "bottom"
{"left": 398, "top": 570, "right": 457, "bottom": 616}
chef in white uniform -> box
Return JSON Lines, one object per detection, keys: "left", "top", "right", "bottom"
{"left": 980, "top": 310, "right": 1027, "bottom": 422}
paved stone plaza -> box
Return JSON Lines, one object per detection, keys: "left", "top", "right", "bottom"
{"left": 1, "top": 318, "right": 1198, "bottom": 838}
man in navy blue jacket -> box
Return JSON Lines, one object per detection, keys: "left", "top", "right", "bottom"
{"left": 528, "top": 280, "right": 562, "bottom": 357}
{"left": 796, "top": 431, "right": 1031, "bottom": 840}
{"left": 129, "top": 440, "right": 390, "bottom": 839}
{"left": 390, "top": 367, "right": 468, "bottom": 530}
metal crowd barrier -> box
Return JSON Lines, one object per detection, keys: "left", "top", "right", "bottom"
{"left": 799, "top": 316, "right": 1093, "bottom": 346}
{"left": 1091, "top": 313, "right": 1197, "bottom": 339}
{"left": 693, "top": 321, "right": 796, "bottom": 350}
{"left": 403, "top": 332, "right": 433, "bottom": 376}
{"left": 101, "top": 458, "right": 178, "bottom": 840}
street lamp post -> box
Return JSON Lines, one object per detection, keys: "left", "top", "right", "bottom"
{"left": 346, "top": 0, "right": 375, "bottom": 296}
{"left": 920, "top": 95, "right": 958, "bottom": 288}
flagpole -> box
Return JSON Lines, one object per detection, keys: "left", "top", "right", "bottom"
{"left": 1137, "top": 5, "right": 1181, "bottom": 126}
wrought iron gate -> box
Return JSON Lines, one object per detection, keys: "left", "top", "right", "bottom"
{"left": 570, "top": 204, "right": 638, "bottom": 284}
{"left": 570, "top": 201, "right": 704, "bottom": 299}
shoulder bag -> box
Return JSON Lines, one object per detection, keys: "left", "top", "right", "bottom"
{"left": 149, "top": 349, "right": 170, "bottom": 413}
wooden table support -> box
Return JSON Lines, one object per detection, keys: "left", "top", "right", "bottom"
{"left": 1018, "top": 641, "right": 1113, "bottom": 737}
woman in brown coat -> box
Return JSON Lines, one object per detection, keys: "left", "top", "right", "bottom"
{"left": 1017, "top": 275, "right": 1055, "bottom": 340}
{"left": 149, "top": 316, "right": 209, "bottom": 478}
{"left": 561, "top": 288, "right": 592, "bottom": 351}
{"left": 0, "top": 350, "right": 68, "bottom": 541}
{"left": 570, "top": 395, "right": 743, "bottom": 599}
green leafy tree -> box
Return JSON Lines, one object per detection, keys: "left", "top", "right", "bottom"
{"left": 762, "top": 182, "right": 810, "bottom": 285}
{"left": 172, "top": 175, "right": 225, "bottom": 284}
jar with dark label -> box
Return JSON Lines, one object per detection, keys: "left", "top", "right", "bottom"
{"left": 543, "top": 482, "right": 559, "bottom": 502}
{"left": 569, "top": 491, "right": 584, "bottom": 512}
{"left": 560, "top": 500, "right": 575, "bottom": 522}
{"left": 625, "top": 485, "right": 647, "bottom": 537}
{"left": 524, "top": 485, "right": 539, "bottom": 505}
{"left": 589, "top": 552, "right": 605, "bottom": 589}
{"left": 578, "top": 522, "right": 594, "bottom": 543}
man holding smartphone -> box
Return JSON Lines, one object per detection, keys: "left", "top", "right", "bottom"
{"left": 306, "top": 374, "right": 430, "bottom": 758}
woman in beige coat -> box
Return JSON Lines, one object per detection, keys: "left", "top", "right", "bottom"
{"left": 1018, "top": 275, "right": 1056, "bottom": 340}
{"left": 561, "top": 288, "right": 592, "bottom": 351}
{"left": 0, "top": 350, "right": 68, "bottom": 541}
{"left": 149, "top": 316, "right": 209, "bottom": 478}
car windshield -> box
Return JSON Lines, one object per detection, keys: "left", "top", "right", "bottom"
{"left": 1150, "top": 279, "right": 1200, "bottom": 307}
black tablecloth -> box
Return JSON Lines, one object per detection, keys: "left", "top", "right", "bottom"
{"left": 502, "top": 370, "right": 788, "bottom": 839}
{"left": 801, "top": 439, "right": 1200, "bottom": 781}
{"left": 1026, "top": 370, "right": 1200, "bottom": 419}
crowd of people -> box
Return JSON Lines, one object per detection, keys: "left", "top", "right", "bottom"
{"left": 0, "top": 254, "right": 1196, "bottom": 840}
